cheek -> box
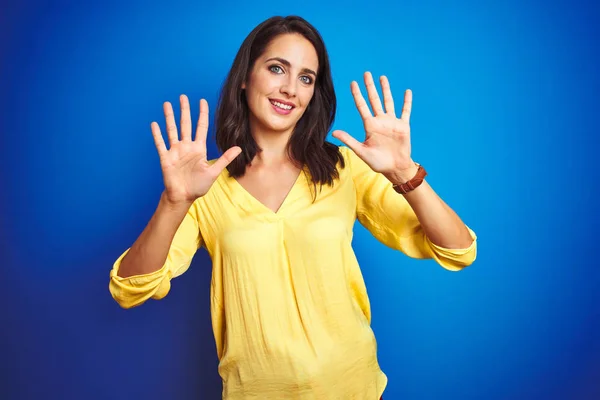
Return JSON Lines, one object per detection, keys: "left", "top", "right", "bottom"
{"left": 253, "top": 72, "right": 278, "bottom": 92}
{"left": 245, "top": 74, "right": 265, "bottom": 96}
{"left": 300, "top": 88, "right": 316, "bottom": 108}
{"left": 249, "top": 83, "right": 276, "bottom": 107}
{"left": 245, "top": 87, "right": 266, "bottom": 111}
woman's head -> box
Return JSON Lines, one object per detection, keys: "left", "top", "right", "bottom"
{"left": 215, "top": 15, "right": 344, "bottom": 186}
{"left": 242, "top": 32, "right": 318, "bottom": 137}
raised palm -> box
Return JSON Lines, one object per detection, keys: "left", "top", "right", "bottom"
{"left": 151, "top": 95, "right": 241, "bottom": 205}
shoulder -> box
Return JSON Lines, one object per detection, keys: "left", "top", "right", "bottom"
{"left": 336, "top": 145, "right": 357, "bottom": 172}
{"left": 338, "top": 145, "right": 367, "bottom": 166}
{"left": 338, "top": 145, "right": 351, "bottom": 160}
{"left": 337, "top": 145, "right": 370, "bottom": 177}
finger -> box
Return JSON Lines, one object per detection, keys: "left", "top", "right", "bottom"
{"left": 211, "top": 146, "right": 242, "bottom": 174}
{"left": 364, "top": 71, "right": 384, "bottom": 116}
{"left": 401, "top": 89, "right": 413, "bottom": 122}
{"left": 180, "top": 94, "right": 192, "bottom": 141}
{"left": 163, "top": 101, "right": 179, "bottom": 145}
{"left": 195, "top": 99, "right": 209, "bottom": 144}
{"left": 380, "top": 76, "right": 395, "bottom": 116}
{"left": 150, "top": 122, "right": 167, "bottom": 157}
{"left": 351, "top": 81, "right": 372, "bottom": 120}
{"left": 332, "top": 130, "right": 364, "bottom": 156}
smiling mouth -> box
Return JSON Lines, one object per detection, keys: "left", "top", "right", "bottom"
{"left": 269, "top": 99, "right": 295, "bottom": 111}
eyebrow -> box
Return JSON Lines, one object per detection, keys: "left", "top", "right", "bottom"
{"left": 265, "top": 57, "right": 317, "bottom": 77}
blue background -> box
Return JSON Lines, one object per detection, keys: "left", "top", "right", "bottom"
{"left": 2, "top": 0, "right": 599, "bottom": 399}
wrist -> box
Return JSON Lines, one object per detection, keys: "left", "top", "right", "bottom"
{"left": 159, "top": 191, "right": 194, "bottom": 214}
{"left": 386, "top": 162, "right": 428, "bottom": 195}
{"left": 385, "top": 162, "right": 420, "bottom": 186}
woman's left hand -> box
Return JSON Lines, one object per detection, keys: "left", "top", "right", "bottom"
{"left": 332, "top": 72, "right": 418, "bottom": 182}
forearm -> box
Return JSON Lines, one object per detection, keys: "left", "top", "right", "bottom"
{"left": 385, "top": 166, "right": 473, "bottom": 249}
{"left": 117, "top": 192, "right": 193, "bottom": 278}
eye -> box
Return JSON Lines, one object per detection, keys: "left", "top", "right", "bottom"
{"left": 269, "top": 65, "right": 284, "bottom": 74}
{"left": 300, "top": 75, "right": 314, "bottom": 85}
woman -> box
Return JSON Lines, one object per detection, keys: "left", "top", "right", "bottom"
{"left": 109, "top": 15, "right": 477, "bottom": 399}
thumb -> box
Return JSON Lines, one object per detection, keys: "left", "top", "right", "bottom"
{"left": 332, "top": 130, "right": 363, "bottom": 154}
{"left": 211, "top": 146, "right": 242, "bottom": 174}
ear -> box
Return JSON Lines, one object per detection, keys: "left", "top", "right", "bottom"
{"left": 241, "top": 81, "right": 246, "bottom": 89}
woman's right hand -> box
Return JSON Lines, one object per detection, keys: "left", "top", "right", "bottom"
{"left": 151, "top": 94, "right": 242, "bottom": 206}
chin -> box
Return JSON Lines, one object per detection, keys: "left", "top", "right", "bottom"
{"left": 266, "top": 120, "right": 296, "bottom": 133}
{"left": 262, "top": 113, "right": 302, "bottom": 133}
{"left": 248, "top": 102, "right": 305, "bottom": 133}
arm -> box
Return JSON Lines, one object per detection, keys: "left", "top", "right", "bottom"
{"left": 109, "top": 94, "right": 241, "bottom": 309}
{"left": 332, "top": 72, "right": 477, "bottom": 270}
{"left": 384, "top": 166, "right": 474, "bottom": 250}
{"left": 109, "top": 192, "right": 202, "bottom": 309}
{"left": 117, "top": 192, "right": 195, "bottom": 278}
{"left": 344, "top": 146, "right": 477, "bottom": 271}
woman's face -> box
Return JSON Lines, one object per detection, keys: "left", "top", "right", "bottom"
{"left": 243, "top": 33, "right": 319, "bottom": 135}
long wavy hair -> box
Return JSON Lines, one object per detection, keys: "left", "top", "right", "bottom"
{"left": 214, "top": 16, "right": 345, "bottom": 196}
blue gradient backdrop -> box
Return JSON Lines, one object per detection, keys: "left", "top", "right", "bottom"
{"left": 2, "top": 0, "right": 598, "bottom": 399}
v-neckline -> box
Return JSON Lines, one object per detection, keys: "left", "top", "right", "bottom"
{"left": 229, "top": 167, "right": 306, "bottom": 216}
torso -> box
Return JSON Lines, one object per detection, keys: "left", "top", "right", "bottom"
{"left": 194, "top": 146, "right": 388, "bottom": 399}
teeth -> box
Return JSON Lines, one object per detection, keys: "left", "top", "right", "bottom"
{"left": 271, "top": 100, "right": 292, "bottom": 110}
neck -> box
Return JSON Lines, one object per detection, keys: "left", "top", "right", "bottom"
{"left": 249, "top": 119, "right": 295, "bottom": 167}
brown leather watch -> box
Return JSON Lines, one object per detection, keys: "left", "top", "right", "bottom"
{"left": 392, "top": 163, "right": 427, "bottom": 194}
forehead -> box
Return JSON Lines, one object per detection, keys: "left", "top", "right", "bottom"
{"left": 261, "top": 33, "right": 319, "bottom": 70}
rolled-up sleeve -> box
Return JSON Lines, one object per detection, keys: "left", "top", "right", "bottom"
{"left": 109, "top": 201, "right": 203, "bottom": 308}
{"left": 343, "top": 146, "right": 477, "bottom": 271}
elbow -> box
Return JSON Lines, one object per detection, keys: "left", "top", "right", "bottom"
{"left": 438, "top": 243, "right": 477, "bottom": 271}
{"left": 427, "top": 234, "right": 477, "bottom": 272}
{"left": 425, "top": 226, "right": 477, "bottom": 271}
{"left": 108, "top": 273, "right": 172, "bottom": 309}
{"left": 444, "top": 254, "right": 476, "bottom": 271}
{"left": 112, "top": 296, "right": 140, "bottom": 310}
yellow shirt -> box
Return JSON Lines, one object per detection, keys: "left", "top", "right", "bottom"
{"left": 109, "top": 146, "right": 477, "bottom": 399}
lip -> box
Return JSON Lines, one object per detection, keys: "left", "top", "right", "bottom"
{"left": 270, "top": 101, "right": 293, "bottom": 115}
{"left": 269, "top": 98, "right": 296, "bottom": 108}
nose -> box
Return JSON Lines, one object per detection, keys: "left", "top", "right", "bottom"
{"left": 280, "top": 76, "right": 297, "bottom": 98}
